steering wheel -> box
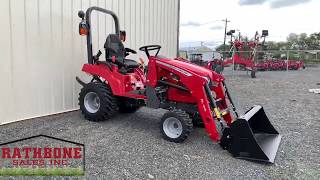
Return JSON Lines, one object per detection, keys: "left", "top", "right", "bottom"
{"left": 139, "top": 45, "right": 161, "bottom": 58}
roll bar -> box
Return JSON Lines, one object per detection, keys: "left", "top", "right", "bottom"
{"left": 79, "top": 7, "right": 120, "bottom": 64}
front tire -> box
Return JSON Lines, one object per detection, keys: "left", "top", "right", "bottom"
{"left": 160, "top": 109, "right": 193, "bottom": 143}
{"left": 79, "top": 82, "right": 118, "bottom": 121}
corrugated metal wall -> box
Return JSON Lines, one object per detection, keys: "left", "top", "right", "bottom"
{"left": 0, "top": 0, "right": 179, "bottom": 124}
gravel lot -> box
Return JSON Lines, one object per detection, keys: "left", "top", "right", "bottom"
{"left": 0, "top": 67, "right": 319, "bottom": 179}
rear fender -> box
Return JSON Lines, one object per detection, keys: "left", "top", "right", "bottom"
{"left": 82, "top": 63, "right": 124, "bottom": 96}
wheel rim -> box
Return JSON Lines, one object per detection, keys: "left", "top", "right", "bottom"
{"left": 163, "top": 117, "right": 183, "bottom": 139}
{"left": 84, "top": 92, "right": 100, "bottom": 113}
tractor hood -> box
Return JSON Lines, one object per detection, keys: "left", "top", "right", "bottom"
{"left": 158, "top": 57, "right": 224, "bottom": 82}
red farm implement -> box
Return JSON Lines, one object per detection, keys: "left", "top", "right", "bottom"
{"left": 181, "top": 30, "right": 269, "bottom": 78}
{"left": 256, "top": 59, "right": 305, "bottom": 71}
{"left": 221, "top": 30, "right": 269, "bottom": 78}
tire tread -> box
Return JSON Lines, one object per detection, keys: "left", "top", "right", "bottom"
{"left": 79, "top": 82, "right": 117, "bottom": 121}
{"left": 160, "top": 108, "right": 193, "bottom": 143}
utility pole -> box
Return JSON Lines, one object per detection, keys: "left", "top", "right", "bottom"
{"left": 287, "top": 50, "right": 289, "bottom": 71}
{"left": 222, "top": 18, "right": 231, "bottom": 60}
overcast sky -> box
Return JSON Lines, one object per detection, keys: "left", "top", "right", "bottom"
{"left": 179, "top": 0, "right": 320, "bottom": 48}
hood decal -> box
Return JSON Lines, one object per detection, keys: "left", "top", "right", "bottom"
{"left": 157, "top": 61, "right": 193, "bottom": 77}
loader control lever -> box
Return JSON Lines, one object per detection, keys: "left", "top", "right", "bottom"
{"left": 125, "top": 47, "right": 137, "bottom": 57}
{"left": 125, "top": 48, "right": 137, "bottom": 54}
{"left": 139, "top": 45, "right": 161, "bottom": 58}
{"left": 93, "top": 50, "right": 102, "bottom": 62}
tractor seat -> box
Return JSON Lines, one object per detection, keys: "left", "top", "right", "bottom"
{"left": 104, "top": 34, "right": 139, "bottom": 69}
{"left": 104, "top": 57, "right": 140, "bottom": 69}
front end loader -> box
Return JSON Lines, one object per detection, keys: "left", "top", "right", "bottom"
{"left": 77, "top": 7, "right": 281, "bottom": 163}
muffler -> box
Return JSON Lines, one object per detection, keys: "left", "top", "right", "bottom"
{"left": 220, "top": 105, "right": 281, "bottom": 163}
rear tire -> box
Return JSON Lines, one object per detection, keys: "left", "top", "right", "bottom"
{"left": 79, "top": 82, "right": 118, "bottom": 121}
{"left": 118, "top": 97, "right": 141, "bottom": 113}
{"left": 160, "top": 109, "right": 193, "bottom": 143}
{"left": 188, "top": 112, "right": 205, "bottom": 128}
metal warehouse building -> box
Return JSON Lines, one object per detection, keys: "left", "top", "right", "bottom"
{"left": 0, "top": 0, "right": 180, "bottom": 124}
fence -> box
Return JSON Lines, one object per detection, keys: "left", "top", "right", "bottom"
{"left": 182, "top": 50, "right": 320, "bottom": 67}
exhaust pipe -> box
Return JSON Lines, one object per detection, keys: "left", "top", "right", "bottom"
{"left": 220, "top": 105, "right": 281, "bottom": 163}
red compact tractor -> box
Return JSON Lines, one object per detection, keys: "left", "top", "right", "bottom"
{"left": 76, "top": 7, "right": 281, "bottom": 163}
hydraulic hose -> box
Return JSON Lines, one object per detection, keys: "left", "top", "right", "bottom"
{"left": 204, "top": 84, "right": 221, "bottom": 121}
{"left": 222, "top": 81, "right": 239, "bottom": 117}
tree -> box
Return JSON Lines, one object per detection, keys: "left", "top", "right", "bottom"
{"left": 287, "top": 33, "right": 298, "bottom": 43}
{"left": 215, "top": 44, "right": 231, "bottom": 58}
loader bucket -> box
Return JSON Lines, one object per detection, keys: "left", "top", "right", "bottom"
{"left": 221, "top": 105, "right": 281, "bottom": 163}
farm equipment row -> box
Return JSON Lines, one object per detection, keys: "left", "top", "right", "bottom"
{"left": 177, "top": 30, "right": 268, "bottom": 78}
{"left": 180, "top": 30, "right": 305, "bottom": 77}
{"left": 256, "top": 59, "right": 305, "bottom": 71}
{"left": 221, "top": 30, "right": 269, "bottom": 78}
{"left": 76, "top": 7, "right": 281, "bottom": 163}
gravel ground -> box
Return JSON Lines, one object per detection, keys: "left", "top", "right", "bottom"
{"left": 0, "top": 67, "right": 319, "bottom": 179}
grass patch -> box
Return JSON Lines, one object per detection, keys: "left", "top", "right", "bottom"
{"left": 0, "top": 167, "right": 84, "bottom": 176}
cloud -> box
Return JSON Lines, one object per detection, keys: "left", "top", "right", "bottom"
{"left": 181, "top": 22, "right": 224, "bottom": 30}
{"left": 238, "top": 0, "right": 312, "bottom": 8}
{"left": 210, "top": 26, "right": 223, "bottom": 30}
{"left": 239, "top": 0, "right": 267, "bottom": 5}
{"left": 181, "top": 21, "right": 202, "bottom": 27}
{"left": 270, "top": 0, "right": 311, "bottom": 8}
{"left": 179, "top": 41, "right": 222, "bottom": 49}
